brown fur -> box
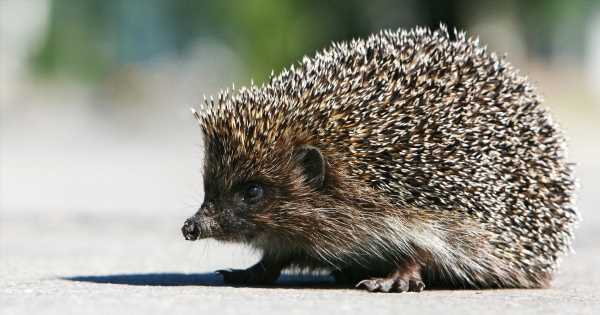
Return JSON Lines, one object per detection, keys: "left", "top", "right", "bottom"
{"left": 183, "top": 26, "right": 578, "bottom": 292}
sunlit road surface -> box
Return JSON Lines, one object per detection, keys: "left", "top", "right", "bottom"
{"left": 1, "top": 210, "right": 598, "bottom": 315}
{"left": 2, "top": 160, "right": 599, "bottom": 315}
{"left": 1, "top": 101, "right": 599, "bottom": 314}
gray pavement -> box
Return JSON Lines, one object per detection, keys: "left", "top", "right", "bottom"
{"left": 2, "top": 158, "right": 600, "bottom": 315}
{"left": 1, "top": 211, "right": 599, "bottom": 315}
{"left": 1, "top": 103, "right": 599, "bottom": 314}
{"left": 0, "top": 209, "right": 600, "bottom": 314}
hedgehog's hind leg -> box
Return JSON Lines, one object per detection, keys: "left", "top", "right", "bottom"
{"left": 355, "top": 262, "right": 425, "bottom": 293}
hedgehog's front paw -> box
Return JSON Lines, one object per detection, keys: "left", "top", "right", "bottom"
{"left": 216, "top": 269, "right": 253, "bottom": 285}
{"left": 356, "top": 277, "right": 425, "bottom": 293}
{"left": 216, "top": 266, "right": 279, "bottom": 286}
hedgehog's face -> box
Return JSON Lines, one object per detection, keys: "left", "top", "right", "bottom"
{"left": 182, "top": 179, "right": 268, "bottom": 242}
{"left": 182, "top": 143, "right": 327, "bottom": 244}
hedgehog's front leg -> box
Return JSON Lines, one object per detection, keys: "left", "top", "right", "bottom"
{"left": 216, "top": 257, "right": 286, "bottom": 286}
{"left": 356, "top": 262, "right": 425, "bottom": 293}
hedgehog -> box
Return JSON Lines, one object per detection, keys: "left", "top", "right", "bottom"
{"left": 181, "top": 26, "right": 578, "bottom": 293}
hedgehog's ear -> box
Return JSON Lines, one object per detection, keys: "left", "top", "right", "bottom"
{"left": 294, "top": 145, "right": 326, "bottom": 190}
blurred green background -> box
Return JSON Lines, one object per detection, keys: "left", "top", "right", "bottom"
{"left": 28, "top": 0, "right": 597, "bottom": 83}
{"left": 0, "top": 0, "right": 599, "bottom": 218}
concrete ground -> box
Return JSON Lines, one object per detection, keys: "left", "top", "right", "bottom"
{"left": 1, "top": 210, "right": 599, "bottom": 315}
{"left": 2, "top": 161, "right": 600, "bottom": 314}
{"left": 1, "top": 92, "right": 599, "bottom": 315}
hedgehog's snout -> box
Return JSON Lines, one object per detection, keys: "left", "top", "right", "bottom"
{"left": 182, "top": 201, "right": 218, "bottom": 240}
{"left": 182, "top": 217, "right": 200, "bottom": 240}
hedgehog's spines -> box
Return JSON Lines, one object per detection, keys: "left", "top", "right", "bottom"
{"left": 190, "top": 107, "right": 201, "bottom": 124}
{"left": 197, "top": 26, "right": 578, "bottom": 289}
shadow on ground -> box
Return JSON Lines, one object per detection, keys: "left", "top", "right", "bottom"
{"left": 63, "top": 273, "right": 337, "bottom": 288}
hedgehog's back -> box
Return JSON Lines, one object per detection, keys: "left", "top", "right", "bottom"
{"left": 271, "top": 27, "right": 579, "bottom": 273}
{"left": 201, "top": 26, "right": 578, "bottom": 277}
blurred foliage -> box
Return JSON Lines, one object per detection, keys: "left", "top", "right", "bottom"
{"left": 517, "top": 0, "right": 595, "bottom": 57}
{"left": 31, "top": 0, "right": 598, "bottom": 83}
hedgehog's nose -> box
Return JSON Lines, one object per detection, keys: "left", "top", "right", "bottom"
{"left": 182, "top": 217, "right": 200, "bottom": 240}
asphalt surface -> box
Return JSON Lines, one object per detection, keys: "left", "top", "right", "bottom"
{"left": 2, "top": 162, "right": 600, "bottom": 315}
{"left": 1, "top": 110, "right": 599, "bottom": 314}
{"left": 1, "top": 212, "right": 599, "bottom": 315}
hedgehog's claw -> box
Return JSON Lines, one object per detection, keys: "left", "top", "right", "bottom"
{"left": 356, "top": 264, "right": 425, "bottom": 293}
{"left": 410, "top": 279, "right": 426, "bottom": 292}
{"left": 356, "top": 277, "right": 408, "bottom": 292}
{"left": 357, "top": 278, "right": 398, "bottom": 292}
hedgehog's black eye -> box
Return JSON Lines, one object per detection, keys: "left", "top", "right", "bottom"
{"left": 243, "top": 184, "right": 263, "bottom": 204}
